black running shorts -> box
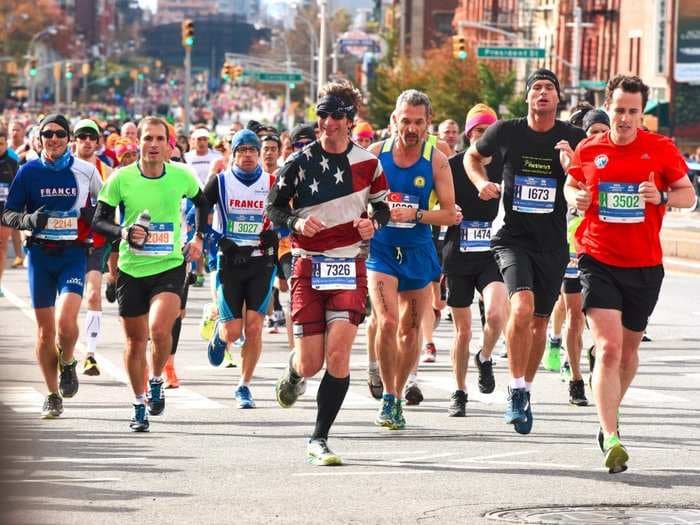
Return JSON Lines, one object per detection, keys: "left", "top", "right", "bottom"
{"left": 217, "top": 256, "right": 277, "bottom": 321}
{"left": 446, "top": 256, "right": 503, "bottom": 308}
{"left": 116, "top": 263, "right": 187, "bottom": 318}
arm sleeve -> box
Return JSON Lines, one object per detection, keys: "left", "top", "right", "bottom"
{"left": 189, "top": 189, "right": 210, "bottom": 236}
{"left": 92, "top": 201, "right": 123, "bottom": 239}
{"left": 1, "top": 208, "right": 30, "bottom": 230}
{"left": 265, "top": 159, "right": 299, "bottom": 231}
{"left": 203, "top": 174, "right": 220, "bottom": 207}
{"left": 474, "top": 120, "right": 505, "bottom": 158}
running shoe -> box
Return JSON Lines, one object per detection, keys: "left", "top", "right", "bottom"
{"left": 597, "top": 416, "right": 621, "bottom": 453}
{"left": 82, "top": 355, "right": 100, "bottom": 376}
{"left": 41, "top": 393, "right": 63, "bottom": 419}
{"left": 105, "top": 281, "right": 116, "bottom": 303}
{"left": 543, "top": 337, "right": 561, "bottom": 371}
{"left": 130, "top": 403, "right": 150, "bottom": 432}
{"left": 603, "top": 434, "right": 628, "bottom": 474}
{"left": 447, "top": 390, "right": 467, "bottom": 417}
{"left": 569, "top": 379, "right": 588, "bottom": 406}
{"left": 193, "top": 274, "right": 205, "bottom": 287}
{"left": 422, "top": 343, "right": 437, "bottom": 363}
{"left": 375, "top": 394, "right": 395, "bottom": 427}
{"left": 11, "top": 256, "right": 23, "bottom": 268}
{"left": 147, "top": 378, "right": 165, "bottom": 416}
{"left": 235, "top": 385, "right": 256, "bottom": 409}
{"left": 367, "top": 367, "right": 383, "bottom": 400}
{"left": 504, "top": 387, "right": 528, "bottom": 425}
{"left": 641, "top": 334, "right": 652, "bottom": 342}
{"left": 306, "top": 438, "right": 342, "bottom": 466}
{"left": 58, "top": 352, "right": 79, "bottom": 398}
{"left": 207, "top": 321, "right": 227, "bottom": 367}
{"left": 514, "top": 391, "right": 533, "bottom": 435}
{"left": 164, "top": 358, "right": 180, "bottom": 389}
{"left": 560, "top": 361, "right": 571, "bottom": 382}
{"left": 275, "top": 365, "right": 304, "bottom": 408}
{"left": 404, "top": 382, "right": 424, "bottom": 406}
{"left": 474, "top": 349, "right": 495, "bottom": 394}
{"left": 224, "top": 348, "right": 237, "bottom": 368}
{"left": 391, "top": 399, "right": 406, "bottom": 430}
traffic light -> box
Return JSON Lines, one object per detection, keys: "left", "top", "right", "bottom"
{"left": 452, "top": 35, "right": 467, "bottom": 61}
{"left": 29, "top": 58, "right": 38, "bottom": 77}
{"left": 181, "top": 19, "right": 195, "bottom": 47}
{"left": 233, "top": 65, "right": 244, "bottom": 80}
{"left": 65, "top": 62, "right": 73, "bottom": 79}
{"left": 221, "top": 62, "right": 231, "bottom": 81}
{"left": 288, "top": 82, "right": 296, "bottom": 89}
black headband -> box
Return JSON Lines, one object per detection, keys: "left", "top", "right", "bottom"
{"left": 526, "top": 68, "right": 561, "bottom": 99}
{"left": 316, "top": 95, "right": 356, "bottom": 119}
{"left": 39, "top": 114, "right": 71, "bottom": 135}
{"left": 582, "top": 109, "right": 610, "bottom": 132}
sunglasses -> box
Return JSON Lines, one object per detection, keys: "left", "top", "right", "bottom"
{"left": 76, "top": 133, "right": 98, "bottom": 141}
{"left": 170, "top": 156, "right": 183, "bottom": 162}
{"left": 316, "top": 110, "right": 348, "bottom": 120}
{"left": 293, "top": 140, "right": 312, "bottom": 149}
{"left": 40, "top": 130, "right": 69, "bottom": 139}
{"left": 236, "top": 146, "right": 257, "bottom": 154}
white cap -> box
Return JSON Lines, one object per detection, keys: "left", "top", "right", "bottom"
{"left": 191, "top": 128, "right": 209, "bottom": 140}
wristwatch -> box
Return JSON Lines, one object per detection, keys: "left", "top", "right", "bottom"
{"left": 415, "top": 210, "right": 424, "bottom": 223}
{"left": 659, "top": 191, "right": 668, "bottom": 205}
{"left": 194, "top": 232, "right": 205, "bottom": 241}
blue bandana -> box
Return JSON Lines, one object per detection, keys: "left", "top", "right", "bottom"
{"left": 231, "top": 163, "right": 263, "bottom": 187}
{"left": 40, "top": 148, "right": 72, "bottom": 172}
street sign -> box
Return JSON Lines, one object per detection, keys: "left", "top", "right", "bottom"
{"left": 253, "top": 72, "right": 303, "bottom": 83}
{"left": 579, "top": 80, "right": 606, "bottom": 89}
{"left": 477, "top": 47, "right": 545, "bottom": 59}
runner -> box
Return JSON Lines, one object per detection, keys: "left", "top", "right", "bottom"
{"left": 442, "top": 103, "right": 507, "bottom": 416}
{"left": 367, "top": 89, "right": 459, "bottom": 429}
{"left": 0, "top": 128, "right": 20, "bottom": 296}
{"left": 352, "top": 121, "right": 375, "bottom": 150}
{"left": 92, "top": 116, "right": 209, "bottom": 432}
{"left": 437, "top": 119, "right": 460, "bottom": 155}
{"left": 266, "top": 80, "right": 390, "bottom": 465}
{"left": 1, "top": 114, "right": 102, "bottom": 418}
{"left": 565, "top": 75, "right": 695, "bottom": 473}
{"left": 465, "top": 69, "right": 586, "bottom": 434}
{"left": 204, "top": 129, "right": 278, "bottom": 408}
{"left": 73, "top": 119, "right": 112, "bottom": 376}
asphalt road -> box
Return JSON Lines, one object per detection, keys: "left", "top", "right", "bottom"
{"left": 1, "top": 264, "right": 699, "bottom": 524}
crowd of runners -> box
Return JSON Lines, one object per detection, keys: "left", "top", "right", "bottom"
{"left": 0, "top": 70, "right": 696, "bottom": 474}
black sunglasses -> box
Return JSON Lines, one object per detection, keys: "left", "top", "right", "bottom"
{"left": 76, "top": 133, "right": 98, "bottom": 141}
{"left": 170, "top": 157, "right": 183, "bottom": 162}
{"left": 316, "top": 110, "right": 346, "bottom": 120}
{"left": 293, "top": 140, "right": 312, "bottom": 149}
{"left": 40, "top": 130, "right": 69, "bottom": 139}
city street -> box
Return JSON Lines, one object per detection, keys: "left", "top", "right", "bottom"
{"left": 1, "top": 261, "right": 699, "bottom": 524}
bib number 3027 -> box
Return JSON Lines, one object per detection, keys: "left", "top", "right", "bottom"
{"left": 311, "top": 257, "right": 357, "bottom": 290}
{"left": 513, "top": 176, "right": 556, "bottom": 214}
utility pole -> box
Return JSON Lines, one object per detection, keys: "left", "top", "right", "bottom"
{"left": 182, "top": 19, "right": 195, "bottom": 135}
{"left": 318, "top": 0, "right": 328, "bottom": 89}
{"left": 53, "top": 62, "right": 61, "bottom": 110}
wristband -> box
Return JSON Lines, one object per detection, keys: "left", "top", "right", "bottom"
{"left": 415, "top": 210, "right": 424, "bottom": 223}
{"left": 659, "top": 191, "right": 668, "bottom": 205}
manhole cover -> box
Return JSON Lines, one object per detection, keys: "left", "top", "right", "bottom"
{"left": 486, "top": 506, "right": 700, "bottom": 524}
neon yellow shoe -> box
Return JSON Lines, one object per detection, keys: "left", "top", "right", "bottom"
{"left": 307, "top": 439, "right": 342, "bottom": 466}
{"left": 543, "top": 337, "right": 562, "bottom": 371}
{"left": 603, "top": 434, "right": 628, "bottom": 474}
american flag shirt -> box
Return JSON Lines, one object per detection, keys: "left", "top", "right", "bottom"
{"left": 265, "top": 141, "right": 388, "bottom": 258}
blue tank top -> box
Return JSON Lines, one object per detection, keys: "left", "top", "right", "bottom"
{"left": 373, "top": 138, "right": 435, "bottom": 248}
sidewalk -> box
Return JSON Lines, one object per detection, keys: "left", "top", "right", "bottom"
{"left": 662, "top": 209, "right": 700, "bottom": 274}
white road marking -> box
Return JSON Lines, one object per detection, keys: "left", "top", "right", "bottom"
{"left": 13, "top": 457, "right": 147, "bottom": 464}
{"left": 2, "top": 287, "right": 224, "bottom": 411}
{"left": 293, "top": 470, "right": 431, "bottom": 477}
{"left": 1, "top": 478, "right": 121, "bottom": 483}
{"left": 418, "top": 375, "right": 507, "bottom": 405}
{"left": 623, "top": 387, "right": 688, "bottom": 405}
{"left": 455, "top": 450, "right": 536, "bottom": 462}
{"left": 643, "top": 355, "right": 700, "bottom": 363}
{"left": 0, "top": 386, "right": 46, "bottom": 413}
{"left": 341, "top": 450, "right": 428, "bottom": 458}
{"left": 393, "top": 452, "right": 458, "bottom": 463}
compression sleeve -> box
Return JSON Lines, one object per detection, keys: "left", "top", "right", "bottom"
{"left": 92, "top": 201, "right": 123, "bottom": 239}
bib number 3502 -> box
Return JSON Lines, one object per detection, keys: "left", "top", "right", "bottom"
{"left": 311, "top": 257, "right": 357, "bottom": 290}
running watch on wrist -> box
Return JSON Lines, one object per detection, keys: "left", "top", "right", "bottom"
{"left": 415, "top": 210, "right": 424, "bottom": 223}
{"left": 659, "top": 191, "right": 668, "bottom": 205}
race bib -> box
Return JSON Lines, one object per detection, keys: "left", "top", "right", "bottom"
{"left": 513, "top": 176, "right": 556, "bottom": 214}
{"left": 34, "top": 210, "right": 78, "bottom": 241}
{"left": 0, "top": 183, "right": 8, "bottom": 202}
{"left": 565, "top": 252, "right": 580, "bottom": 278}
{"left": 598, "top": 182, "right": 644, "bottom": 223}
{"left": 311, "top": 257, "right": 357, "bottom": 290}
{"left": 459, "top": 220, "right": 492, "bottom": 253}
{"left": 132, "top": 222, "right": 174, "bottom": 256}
{"left": 226, "top": 212, "right": 263, "bottom": 244}
{"left": 438, "top": 225, "right": 447, "bottom": 242}
{"left": 387, "top": 192, "right": 419, "bottom": 228}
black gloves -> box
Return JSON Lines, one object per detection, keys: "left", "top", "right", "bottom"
{"left": 125, "top": 224, "right": 149, "bottom": 249}
{"left": 260, "top": 230, "right": 279, "bottom": 252}
{"left": 23, "top": 205, "right": 49, "bottom": 233}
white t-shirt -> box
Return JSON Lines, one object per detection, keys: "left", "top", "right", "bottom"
{"left": 184, "top": 149, "right": 222, "bottom": 185}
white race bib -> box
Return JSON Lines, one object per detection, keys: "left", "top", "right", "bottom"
{"left": 598, "top": 182, "right": 644, "bottom": 223}
{"left": 132, "top": 222, "right": 174, "bottom": 256}
{"left": 34, "top": 210, "right": 78, "bottom": 241}
{"left": 226, "top": 212, "right": 263, "bottom": 244}
{"left": 513, "top": 176, "right": 557, "bottom": 214}
{"left": 387, "top": 192, "right": 419, "bottom": 228}
{"left": 311, "top": 257, "right": 357, "bottom": 290}
{"left": 459, "top": 220, "right": 492, "bottom": 253}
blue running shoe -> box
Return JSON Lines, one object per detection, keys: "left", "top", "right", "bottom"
{"left": 235, "top": 385, "right": 256, "bottom": 409}
{"left": 374, "top": 394, "right": 395, "bottom": 427}
{"left": 504, "top": 387, "right": 527, "bottom": 425}
{"left": 514, "top": 391, "right": 533, "bottom": 434}
{"left": 130, "top": 403, "right": 149, "bottom": 432}
{"left": 207, "top": 321, "right": 227, "bottom": 367}
{"left": 147, "top": 378, "right": 165, "bottom": 416}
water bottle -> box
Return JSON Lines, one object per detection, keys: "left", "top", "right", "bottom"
{"left": 134, "top": 209, "right": 150, "bottom": 248}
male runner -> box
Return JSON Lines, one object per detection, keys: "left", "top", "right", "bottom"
{"left": 205, "top": 129, "right": 278, "bottom": 408}
{"left": 465, "top": 69, "right": 586, "bottom": 434}
{"left": 266, "top": 80, "right": 390, "bottom": 465}
{"left": 437, "top": 119, "right": 460, "bottom": 155}
{"left": 443, "top": 103, "right": 507, "bottom": 416}
{"left": 367, "top": 89, "right": 459, "bottom": 429}
{"left": 565, "top": 75, "right": 695, "bottom": 473}
{"left": 0, "top": 129, "right": 19, "bottom": 296}
{"left": 93, "top": 116, "right": 209, "bottom": 432}
{"left": 2, "top": 114, "right": 102, "bottom": 417}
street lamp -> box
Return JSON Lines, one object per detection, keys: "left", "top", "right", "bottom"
{"left": 292, "top": 7, "right": 318, "bottom": 102}
{"left": 26, "top": 26, "right": 58, "bottom": 108}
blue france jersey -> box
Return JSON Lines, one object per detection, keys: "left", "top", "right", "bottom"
{"left": 372, "top": 139, "right": 435, "bottom": 248}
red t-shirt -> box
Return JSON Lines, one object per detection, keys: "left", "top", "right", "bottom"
{"left": 568, "top": 130, "right": 687, "bottom": 267}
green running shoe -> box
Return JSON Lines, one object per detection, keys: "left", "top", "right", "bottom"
{"left": 603, "top": 434, "right": 628, "bottom": 474}
{"left": 560, "top": 361, "right": 571, "bottom": 382}
{"left": 543, "top": 337, "right": 562, "bottom": 371}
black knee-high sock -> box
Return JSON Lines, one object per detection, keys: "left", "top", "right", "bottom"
{"left": 311, "top": 371, "right": 350, "bottom": 441}
{"left": 273, "top": 287, "right": 282, "bottom": 311}
{"left": 171, "top": 317, "right": 182, "bottom": 355}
